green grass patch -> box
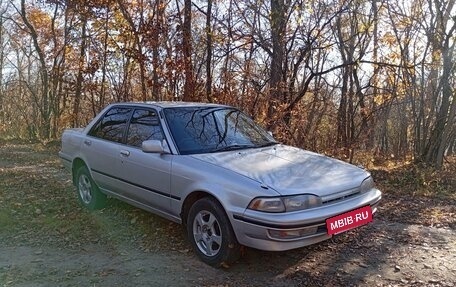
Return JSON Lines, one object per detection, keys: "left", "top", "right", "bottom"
{"left": 0, "top": 209, "right": 16, "bottom": 231}
{"left": 0, "top": 141, "right": 186, "bottom": 251}
{"left": 2, "top": 140, "right": 455, "bottom": 250}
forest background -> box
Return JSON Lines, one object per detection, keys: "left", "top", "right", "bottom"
{"left": 0, "top": 0, "right": 454, "bottom": 168}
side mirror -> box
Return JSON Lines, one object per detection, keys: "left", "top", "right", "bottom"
{"left": 142, "top": 140, "right": 170, "bottom": 154}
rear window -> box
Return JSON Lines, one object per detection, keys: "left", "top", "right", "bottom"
{"left": 89, "top": 107, "right": 132, "bottom": 143}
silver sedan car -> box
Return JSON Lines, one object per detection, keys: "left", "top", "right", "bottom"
{"left": 59, "top": 102, "right": 381, "bottom": 267}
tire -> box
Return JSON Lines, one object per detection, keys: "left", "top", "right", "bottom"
{"left": 187, "top": 197, "right": 241, "bottom": 267}
{"left": 75, "top": 165, "right": 107, "bottom": 210}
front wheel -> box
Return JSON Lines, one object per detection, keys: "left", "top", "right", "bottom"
{"left": 187, "top": 197, "right": 241, "bottom": 267}
{"left": 75, "top": 165, "right": 107, "bottom": 210}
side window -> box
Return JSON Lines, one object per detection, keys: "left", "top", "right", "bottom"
{"left": 126, "top": 109, "right": 164, "bottom": 147}
{"left": 89, "top": 107, "right": 132, "bottom": 143}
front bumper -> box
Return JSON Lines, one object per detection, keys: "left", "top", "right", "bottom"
{"left": 231, "top": 188, "right": 381, "bottom": 251}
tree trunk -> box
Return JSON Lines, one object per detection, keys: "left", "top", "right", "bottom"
{"left": 205, "top": 0, "right": 213, "bottom": 102}
{"left": 116, "top": 0, "right": 148, "bottom": 101}
{"left": 152, "top": 0, "right": 163, "bottom": 101}
{"left": 337, "top": 66, "right": 349, "bottom": 149}
{"left": 0, "top": 10, "right": 4, "bottom": 125}
{"left": 425, "top": 40, "right": 456, "bottom": 167}
{"left": 182, "top": 0, "right": 194, "bottom": 101}
{"left": 19, "top": 0, "right": 51, "bottom": 139}
{"left": 422, "top": 0, "right": 456, "bottom": 168}
{"left": 73, "top": 16, "right": 87, "bottom": 127}
{"left": 369, "top": 0, "right": 379, "bottom": 149}
{"left": 267, "top": 0, "right": 286, "bottom": 127}
{"left": 100, "top": 6, "right": 110, "bottom": 108}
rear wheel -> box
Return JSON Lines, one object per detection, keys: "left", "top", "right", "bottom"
{"left": 187, "top": 197, "right": 240, "bottom": 267}
{"left": 75, "top": 165, "right": 107, "bottom": 210}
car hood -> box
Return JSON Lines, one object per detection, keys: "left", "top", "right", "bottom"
{"left": 190, "top": 144, "right": 369, "bottom": 197}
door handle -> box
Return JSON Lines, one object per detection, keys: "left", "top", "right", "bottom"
{"left": 84, "top": 140, "right": 92, "bottom": 146}
{"left": 120, "top": 150, "right": 130, "bottom": 157}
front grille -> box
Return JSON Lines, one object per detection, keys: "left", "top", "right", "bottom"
{"left": 317, "top": 225, "right": 327, "bottom": 234}
{"left": 321, "top": 188, "right": 360, "bottom": 205}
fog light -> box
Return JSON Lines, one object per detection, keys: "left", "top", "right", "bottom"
{"left": 268, "top": 226, "right": 318, "bottom": 240}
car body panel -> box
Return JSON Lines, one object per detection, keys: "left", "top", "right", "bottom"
{"left": 81, "top": 137, "right": 121, "bottom": 193}
{"left": 59, "top": 101, "right": 382, "bottom": 252}
{"left": 190, "top": 144, "right": 368, "bottom": 196}
{"left": 116, "top": 146, "right": 173, "bottom": 212}
{"left": 168, "top": 155, "right": 281, "bottom": 220}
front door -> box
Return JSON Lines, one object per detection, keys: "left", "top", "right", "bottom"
{"left": 115, "top": 108, "right": 173, "bottom": 214}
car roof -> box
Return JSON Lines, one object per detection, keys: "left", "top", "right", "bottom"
{"left": 112, "top": 101, "right": 230, "bottom": 109}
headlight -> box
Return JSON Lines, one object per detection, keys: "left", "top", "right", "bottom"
{"left": 283, "top": 194, "right": 322, "bottom": 211}
{"left": 248, "top": 197, "right": 285, "bottom": 212}
{"left": 360, "top": 176, "right": 375, "bottom": 193}
{"left": 248, "top": 194, "right": 322, "bottom": 212}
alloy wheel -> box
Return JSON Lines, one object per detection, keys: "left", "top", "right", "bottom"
{"left": 192, "top": 210, "right": 222, "bottom": 257}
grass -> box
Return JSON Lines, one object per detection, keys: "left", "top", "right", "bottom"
{"left": 351, "top": 149, "right": 456, "bottom": 197}
{"left": 364, "top": 156, "right": 456, "bottom": 228}
{"left": 0, "top": 141, "right": 186, "bottom": 252}
{"left": 0, "top": 140, "right": 454, "bottom": 252}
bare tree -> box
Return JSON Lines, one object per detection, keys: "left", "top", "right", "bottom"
{"left": 422, "top": 0, "right": 456, "bottom": 167}
{"left": 116, "top": 0, "right": 149, "bottom": 101}
{"left": 72, "top": 12, "right": 87, "bottom": 127}
{"left": 0, "top": 1, "right": 6, "bottom": 126}
{"left": 268, "top": 0, "right": 287, "bottom": 123}
{"left": 182, "top": 0, "right": 194, "bottom": 101}
{"left": 16, "top": 0, "right": 52, "bottom": 138}
{"left": 205, "top": 0, "right": 213, "bottom": 102}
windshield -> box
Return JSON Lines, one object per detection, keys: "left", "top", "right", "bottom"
{"left": 163, "top": 106, "right": 277, "bottom": 155}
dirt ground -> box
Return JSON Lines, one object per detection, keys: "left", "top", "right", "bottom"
{"left": 1, "top": 221, "right": 456, "bottom": 287}
{"left": 0, "top": 141, "right": 455, "bottom": 287}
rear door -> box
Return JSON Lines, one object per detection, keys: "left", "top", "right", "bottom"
{"left": 83, "top": 106, "right": 133, "bottom": 193}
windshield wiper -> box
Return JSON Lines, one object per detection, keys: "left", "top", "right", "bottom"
{"left": 212, "top": 144, "right": 255, "bottom": 152}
